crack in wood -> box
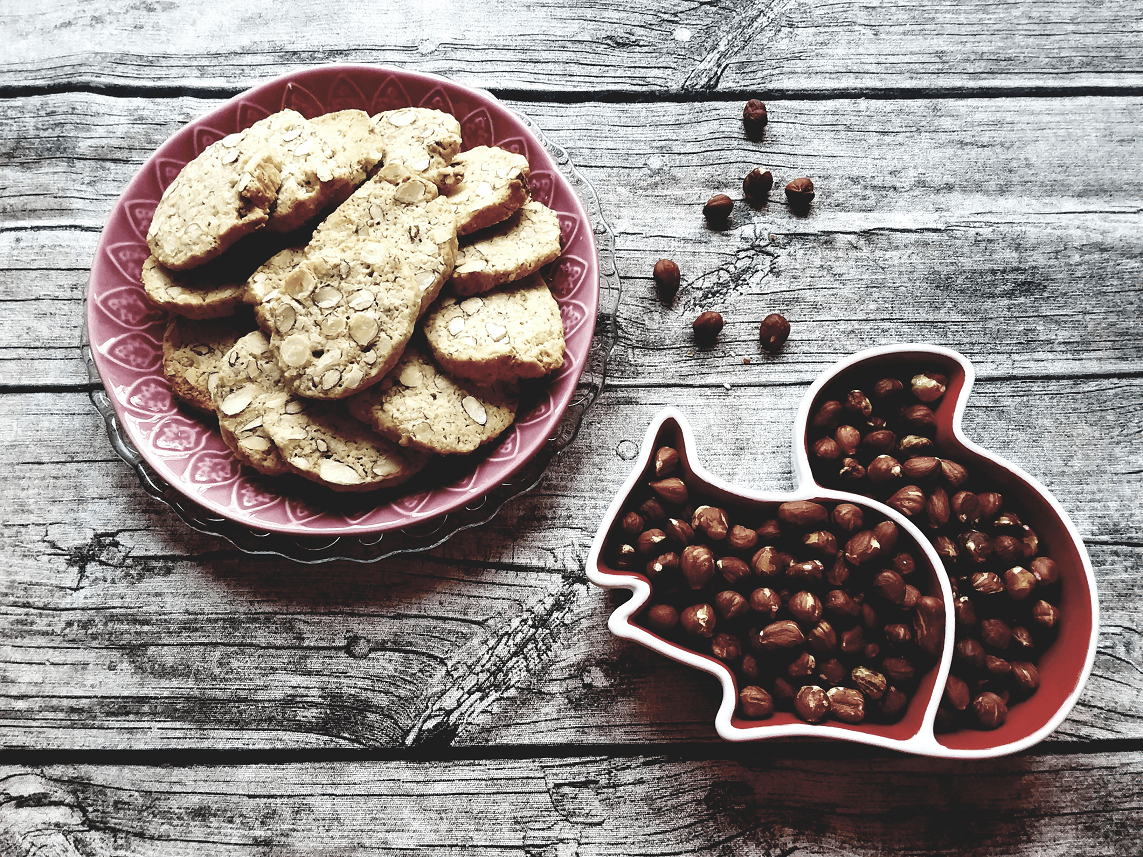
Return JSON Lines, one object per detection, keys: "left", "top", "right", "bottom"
{"left": 682, "top": 0, "right": 797, "bottom": 91}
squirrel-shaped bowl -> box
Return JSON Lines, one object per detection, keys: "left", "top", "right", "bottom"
{"left": 588, "top": 345, "right": 1098, "bottom": 757}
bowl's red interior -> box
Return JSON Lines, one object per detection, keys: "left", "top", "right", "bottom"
{"left": 802, "top": 350, "right": 1094, "bottom": 752}
{"left": 599, "top": 416, "right": 946, "bottom": 744}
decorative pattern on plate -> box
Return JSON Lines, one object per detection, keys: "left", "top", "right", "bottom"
{"left": 84, "top": 65, "right": 619, "bottom": 560}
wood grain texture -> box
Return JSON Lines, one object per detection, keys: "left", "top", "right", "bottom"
{"left": 3, "top": 0, "right": 1143, "bottom": 93}
{"left": 1, "top": 755, "right": 1140, "bottom": 856}
{"left": 2, "top": 95, "right": 1141, "bottom": 387}
{"left": 2, "top": 379, "right": 1138, "bottom": 748}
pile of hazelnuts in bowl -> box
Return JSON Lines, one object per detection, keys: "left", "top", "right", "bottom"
{"left": 804, "top": 370, "right": 1062, "bottom": 732}
{"left": 606, "top": 454, "right": 947, "bottom": 727}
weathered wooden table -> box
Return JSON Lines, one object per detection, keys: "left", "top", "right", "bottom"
{"left": 3, "top": 2, "right": 1141, "bottom": 853}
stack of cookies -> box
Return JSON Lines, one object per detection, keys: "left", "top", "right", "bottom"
{"left": 148, "top": 106, "right": 567, "bottom": 493}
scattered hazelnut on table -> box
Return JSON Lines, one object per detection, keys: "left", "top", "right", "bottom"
{"left": 703, "top": 194, "right": 734, "bottom": 226}
{"left": 653, "top": 259, "right": 680, "bottom": 303}
{"left": 784, "top": 177, "right": 815, "bottom": 212}
{"left": 743, "top": 168, "right": 773, "bottom": 206}
{"left": 758, "top": 312, "right": 790, "bottom": 353}
{"left": 742, "top": 99, "right": 768, "bottom": 139}
{"left": 692, "top": 311, "right": 725, "bottom": 344}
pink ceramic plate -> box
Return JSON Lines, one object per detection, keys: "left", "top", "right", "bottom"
{"left": 85, "top": 65, "right": 614, "bottom": 551}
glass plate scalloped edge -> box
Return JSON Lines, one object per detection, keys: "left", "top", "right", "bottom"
{"left": 81, "top": 89, "right": 619, "bottom": 564}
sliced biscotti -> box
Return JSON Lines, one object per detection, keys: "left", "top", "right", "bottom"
{"left": 162, "top": 315, "right": 251, "bottom": 413}
{"left": 445, "top": 146, "right": 530, "bottom": 236}
{"left": 212, "top": 330, "right": 291, "bottom": 476}
{"left": 258, "top": 243, "right": 423, "bottom": 400}
{"left": 421, "top": 273, "right": 566, "bottom": 385}
{"left": 372, "top": 107, "right": 463, "bottom": 190}
{"left": 312, "top": 168, "right": 458, "bottom": 314}
{"left": 263, "top": 397, "right": 429, "bottom": 492}
{"left": 147, "top": 109, "right": 382, "bottom": 269}
{"left": 347, "top": 340, "right": 518, "bottom": 455}
{"left": 448, "top": 200, "right": 562, "bottom": 297}
{"left": 142, "top": 255, "right": 250, "bottom": 319}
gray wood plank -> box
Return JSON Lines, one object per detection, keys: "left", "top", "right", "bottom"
{"left": 1, "top": 755, "right": 1140, "bottom": 856}
{"left": 1, "top": 379, "right": 1138, "bottom": 748}
{"left": 2, "top": 95, "right": 1141, "bottom": 386}
{"left": 3, "top": 0, "right": 1143, "bottom": 93}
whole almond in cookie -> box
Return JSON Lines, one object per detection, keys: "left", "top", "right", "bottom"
{"left": 372, "top": 107, "right": 463, "bottom": 190}
{"left": 346, "top": 340, "right": 518, "bottom": 455}
{"left": 263, "top": 396, "right": 430, "bottom": 492}
{"left": 448, "top": 200, "right": 562, "bottom": 297}
{"left": 421, "top": 272, "right": 566, "bottom": 385}
{"left": 445, "top": 146, "right": 530, "bottom": 235}
{"left": 212, "top": 330, "right": 292, "bottom": 476}
{"left": 162, "top": 314, "right": 252, "bottom": 413}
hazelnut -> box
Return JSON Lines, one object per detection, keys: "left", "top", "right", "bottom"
{"left": 827, "top": 686, "right": 865, "bottom": 723}
{"left": 653, "top": 446, "right": 680, "bottom": 479}
{"left": 881, "top": 656, "right": 916, "bottom": 684}
{"left": 873, "top": 520, "right": 900, "bottom": 554}
{"left": 794, "top": 685, "right": 830, "bottom": 723}
{"left": 621, "top": 511, "right": 644, "bottom": 537}
{"left": 711, "top": 632, "right": 743, "bottom": 662}
{"left": 743, "top": 168, "right": 774, "bottom": 205}
{"left": 891, "top": 551, "right": 916, "bottom": 576}
{"left": 972, "top": 692, "right": 1008, "bottom": 730}
{"left": 900, "top": 403, "right": 938, "bottom": 435}
{"left": 739, "top": 685, "right": 774, "bottom": 718}
{"left": 951, "top": 491, "right": 981, "bottom": 525}
{"left": 810, "top": 400, "right": 843, "bottom": 432}
{"left": 612, "top": 542, "right": 636, "bottom": 569}
{"left": 742, "top": 99, "right": 769, "bottom": 138}
{"left": 818, "top": 657, "right": 848, "bottom": 685}
{"left": 839, "top": 626, "right": 865, "bottom": 656}
{"left": 844, "top": 530, "right": 881, "bottom": 565}
{"left": 680, "top": 544, "right": 716, "bottom": 589}
{"left": 806, "top": 620, "right": 837, "bottom": 654}
{"left": 787, "top": 650, "right": 817, "bottom": 679}
{"left": 985, "top": 655, "right": 1012, "bottom": 680}
{"left": 663, "top": 517, "right": 695, "bottom": 546}
{"left": 834, "top": 425, "right": 861, "bottom": 456}
{"left": 867, "top": 455, "right": 904, "bottom": 489}
{"left": 715, "top": 589, "right": 750, "bottom": 621}
{"left": 652, "top": 259, "right": 681, "bottom": 303}
{"left": 692, "top": 505, "right": 730, "bottom": 540}
{"left": 645, "top": 552, "right": 679, "bottom": 579}
{"left": 887, "top": 484, "right": 926, "bottom": 517}
{"left": 925, "top": 487, "right": 951, "bottom": 529}
{"left": 703, "top": 194, "right": 734, "bottom": 225}
{"left": 980, "top": 618, "right": 1013, "bottom": 650}
{"left": 1031, "top": 556, "right": 1060, "bottom": 586}
{"left": 899, "top": 435, "right": 936, "bottom": 457}
{"left": 825, "top": 589, "right": 861, "bottom": 620}
{"left": 843, "top": 389, "right": 873, "bottom": 418}
{"left": 1004, "top": 566, "right": 1037, "bottom": 601}
{"left": 970, "top": 571, "right": 1005, "bottom": 596}
{"left": 750, "top": 546, "right": 791, "bottom": 578}
{"left": 758, "top": 313, "right": 791, "bottom": 353}
{"left": 777, "top": 500, "right": 829, "bottom": 529}
{"left": 911, "top": 372, "right": 948, "bottom": 403}
{"left": 727, "top": 524, "right": 759, "bottom": 552}
{"left": 749, "top": 586, "right": 783, "bottom": 621}
{"left": 832, "top": 503, "right": 864, "bottom": 533}
{"left": 851, "top": 666, "right": 888, "bottom": 700}
{"left": 644, "top": 603, "right": 679, "bottom": 634}
{"left": 1011, "top": 661, "right": 1041, "bottom": 694}
{"left": 940, "top": 459, "right": 970, "bottom": 490}
{"left": 786, "top": 559, "right": 825, "bottom": 585}
{"left": 872, "top": 377, "right": 905, "bottom": 400}
{"left": 692, "top": 310, "right": 725, "bottom": 343}
{"left": 956, "top": 638, "right": 987, "bottom": 670}
{"left": 977, "top": 492, "right": 1004, "bottom": 519}
{"left": 784, "top": 177, "right": 815, "bottom": 211}
{"left": 758, "top": 619, "right": 806, "bottom": 651}
{"left": 717, "top": 556, "right": 752, "bottom": 585}
{"left": 959, "top": 531, "right": 993, "bottom": 565}
{"left": 902, "top": 456, "right": 941, "bottom": 481}
{"left": 649, "top": 477, "right": 688, "bottom": 505}
{"left": 883, "top": 623, "right": 912, "bottom": 647}
{"left": 874, "top": 570, "right": 907, "bottom": 606}
{"left": 954, "top": 595, "right": 977, "bottom": 628}
{"left": 879, "top": 686, "right": 909, "bottom": 721}
{"left": 788, "top": 590, "right": 823, "bottom": 625}
{"left": 838, "top": 458, "right": 866, "bottom": 482}
{"left": 636, "top": 528, "right": 668, "bottom": 556}
{"left": 756, "top": 518, "right": 782, "bottom": 541}
{"left": 862, "top": 429, "right": 898, "bottom": 455}
{"left": 680, "top": 603, "right": 717, "bottom": 637}
{"left": 802, "top": 529, "right": 838, "bottom": 557}
{"left": 1031, "top": 600, "right": 1061, "bottom": 631}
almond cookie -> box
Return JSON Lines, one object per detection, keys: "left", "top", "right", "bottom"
{"left": 421, "top": 273, "right": 566, "bottom": 385}
{"left": 309, "top": 108, "right": 385, "bottom": 202}
{"left": 146, "top": 123, "right": 282, "bottom": 270}
{"left": 372, "top": 107, "right": 463, "bottom": 190}
{"left": 445, "top": 146, "right": 530, "bottom": 236}
{"left": 142, "top": 255, "right": 249, "bottom": 319}
{"left": 263, "top": 397, "right": 429, "bottom": 492}
{"left": 448, "top": 200, "right": 562, "bottom": 297}
{"left": 162, "top": 314, "right": 251, "bottom": 413}
{"left": 347, "top": 341, "right": 518, "bottom": 455}
{"left": 259, "top": 243, "right": 423, "bottom": 400}
{"left": 212, "top": 330, "right": 291, "bottom": 476}
{"left": 312, "top": 167, "right": 458, "bottom": 314}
